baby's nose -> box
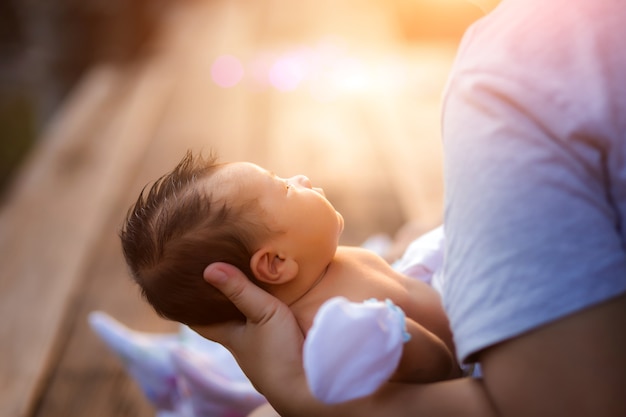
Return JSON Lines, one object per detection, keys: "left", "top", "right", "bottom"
{"left": 292, "top": 175, "right": 312, "bottom": 188}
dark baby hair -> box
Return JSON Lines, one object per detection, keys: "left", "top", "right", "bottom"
{"left": 120, "top": 151, "right": 269, "bottom": 326}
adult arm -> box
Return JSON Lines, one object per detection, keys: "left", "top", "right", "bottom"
{"left": 194, "top": 263, "right": 626, "bottom": 417}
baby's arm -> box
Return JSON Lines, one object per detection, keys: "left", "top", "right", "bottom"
{"left": 391, "top": 318, "right": 461, "bottom": 383}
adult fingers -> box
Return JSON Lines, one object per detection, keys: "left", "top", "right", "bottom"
{"left": 203, "top": 262, "right": 285, "bottom": 325}
{"left": 189, "top": 263, "right": 259, "bottom": 345}
{"left": 196, "top": 262, "right": 306, "bottom": 397}
{"left": 192, "top": 262, "right": 288, "bottom": 346}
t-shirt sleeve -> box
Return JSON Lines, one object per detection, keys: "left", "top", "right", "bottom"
{"left": 441, "top": 13, "right": 626, "bottom": 363}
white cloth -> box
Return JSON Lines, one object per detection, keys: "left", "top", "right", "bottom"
{"left": 303, "top": 297, "right": 409, "bottom": 404}
{"left": 392, "top": 225, "right": 446, "bottom": 294}
{"left": 442, "top": 0, "right": 626, "bottom": 363}
{"left": 88, "top": 311, "right": 266, "bottom": 417}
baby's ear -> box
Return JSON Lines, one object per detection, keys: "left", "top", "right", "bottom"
{"left": 250, "top": 247, "right": 298, "bottom": 285}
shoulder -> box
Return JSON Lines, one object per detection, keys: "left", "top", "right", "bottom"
{"left": 336, "top": 246, "right": 390, "bottom": 268}
{"left": 447, "top": 0, "right": 626, "bottom": 126}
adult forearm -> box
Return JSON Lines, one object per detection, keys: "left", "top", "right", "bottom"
{"left": 269, "top": 294, "right": 626, "bottom": 417}
{"left": 269, "top": 377, "right": 497, "bottom": 417}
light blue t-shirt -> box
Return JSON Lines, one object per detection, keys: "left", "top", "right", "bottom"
{"left": 442, "top": 0, "right": 626, "bottom": 363}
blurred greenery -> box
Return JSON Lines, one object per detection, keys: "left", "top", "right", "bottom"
{"left": 0, "top": 0, "right": 161, "bottom": 201}
{"left": 0, "top": 92, "right": 36, "bottom": 200}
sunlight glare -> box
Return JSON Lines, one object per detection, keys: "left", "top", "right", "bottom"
{"left": 269, "top": 52, "right": 309, "bottom": 92}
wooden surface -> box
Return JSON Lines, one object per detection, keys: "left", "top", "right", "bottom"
{"left": 0, "top": 0, "right": 461, "bottom": 416}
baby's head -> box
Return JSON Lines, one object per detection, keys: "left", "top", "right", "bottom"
{"left": 121, "top": 151, "right": 344, "bottom": 326}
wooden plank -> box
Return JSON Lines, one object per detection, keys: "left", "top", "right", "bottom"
{"left": 0, "top": 66, "right": 123, "bottom": 417}
{"left": 0, "top": 56, "right": 177, "bottom": 417}
{"left": 29, "top": 200, "right": 177, "bottom": 417}
{"left": 32, "top": 1, "right": 269, "bottom": 416}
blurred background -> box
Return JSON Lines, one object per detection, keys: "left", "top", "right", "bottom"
{"left": 0, "top": 0, "right": 484, "bottom": 416}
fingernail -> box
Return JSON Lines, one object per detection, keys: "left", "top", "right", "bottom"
{"left": 205, "top": 265, "right": 228, "bottom": 283}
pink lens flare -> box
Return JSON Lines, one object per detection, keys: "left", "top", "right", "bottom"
{"left": 211, "top": 55, "right": 244, "bottom": 88}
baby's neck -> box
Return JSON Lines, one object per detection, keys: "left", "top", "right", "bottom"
{"left": 264, "top": 259, "right": 334, "bottom": 314}
{"left": 286, "top": 264, "right": 329, "bottom": 307}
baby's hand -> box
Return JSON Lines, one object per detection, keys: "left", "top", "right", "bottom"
{"left": 304, "top": 297, "right": 408, "bottom": 404}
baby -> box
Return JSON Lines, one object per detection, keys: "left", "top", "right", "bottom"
{"left": 120, "top": 151, "right": 461, "bottom": 392}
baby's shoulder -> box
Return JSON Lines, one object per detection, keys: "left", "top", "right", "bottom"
{"left": 335, "top": 246, "right": 399, "bottom": 275}
{"left": 336, "top": 245, "right": 385, "bottom": 262}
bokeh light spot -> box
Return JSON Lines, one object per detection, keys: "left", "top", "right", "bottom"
{"left": 211, "top": 55, "right": 244, "bottom": 88}
{"left": 269, "top": 55, "right": 306, "bottom": 92}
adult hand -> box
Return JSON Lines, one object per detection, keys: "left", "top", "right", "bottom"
{"left": 191, "top": 263, "right": 308, "bottom": 405}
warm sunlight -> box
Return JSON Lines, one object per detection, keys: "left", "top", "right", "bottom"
{"left": 5, "top": 2, "right": 624, "bottom": 417}
{"left": 391, "top": 0, "right": 484, "bottom": 40}
{"left": 1, "top": 1, "right": 484, "bottom": 416}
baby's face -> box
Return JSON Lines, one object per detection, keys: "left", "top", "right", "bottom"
{"left": 212, "top": 162, "right": 344, "bottom": 261}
